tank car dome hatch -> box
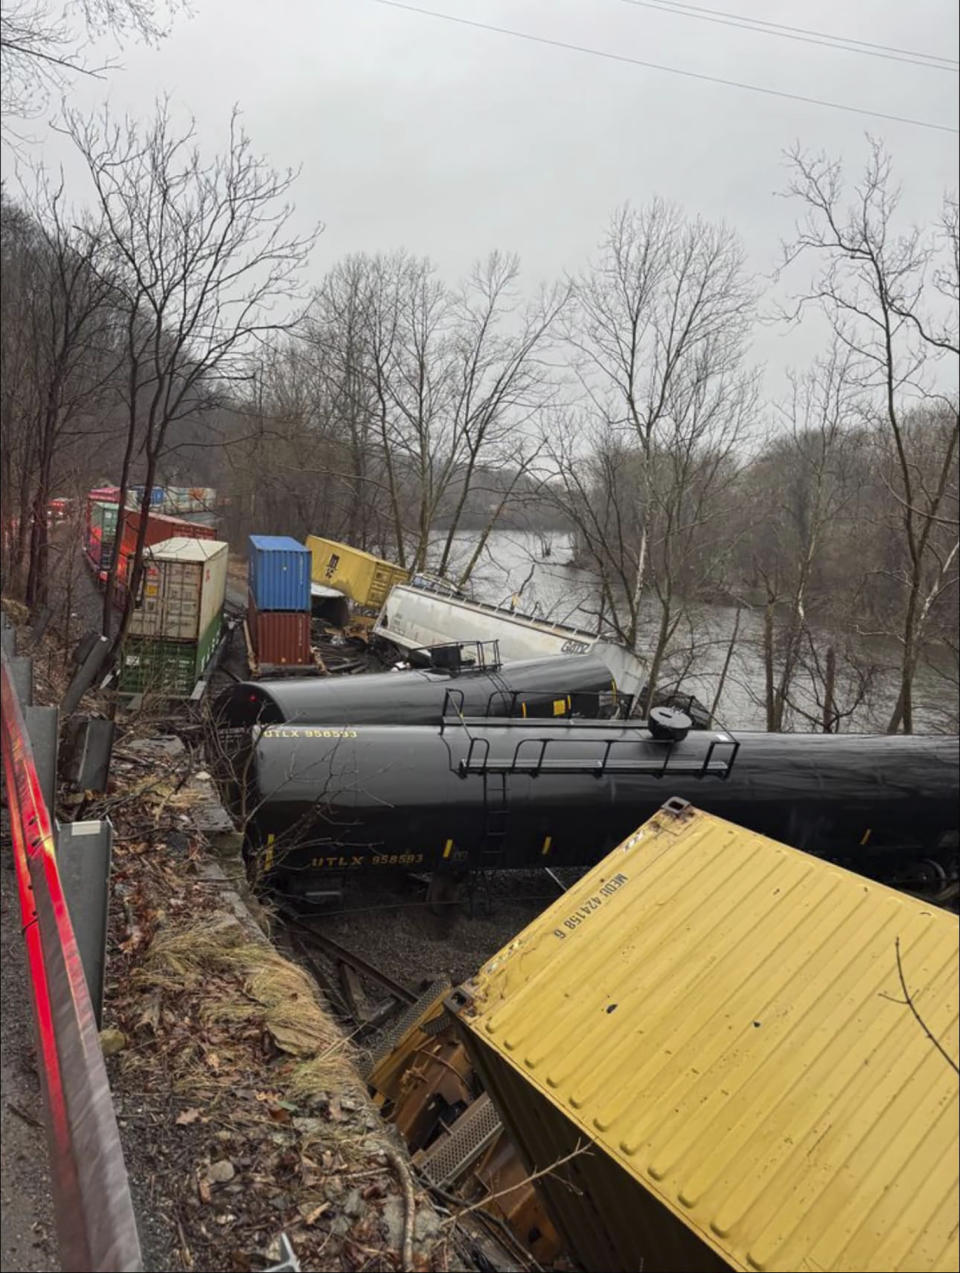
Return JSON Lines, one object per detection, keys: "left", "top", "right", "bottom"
{"left": 647, "top": 705, "right": 692, "bottom": 742}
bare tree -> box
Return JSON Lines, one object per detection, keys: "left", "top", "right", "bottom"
{"left": 432, "top": 254, "right": 567, "bottom": 577}
{"left": 1, "top": 0, "right": 179, "bottom": 134}
{"left": 19, "top": 177, "right": 123, "bottom": 608}
{"left": 60, "top": 99, "right": 318, "bottom": 651}
{"left": 553, "top": 200, "right": 756, "bottom": 705}
{"left": 249, "top": 250, "right": 564, "bottom": 582}
{"left": 744, "top": 346, "right": 864, "bottom": 729}
{"left": 782, "top": 140, "right": 959, "bottom": 733}
{"left": 0, "top": 180, "right": 124, "bottom": 602}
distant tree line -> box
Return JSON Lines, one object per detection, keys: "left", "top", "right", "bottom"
{"left": 1, "top": 118, "right": 956, "bottom": 732}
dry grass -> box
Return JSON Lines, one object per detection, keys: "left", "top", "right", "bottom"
{"left": 98, "top": 730, "right": 449, "bottom": 1271}
{"left": 0, "top": 597, "right": 29, "bottom": 624}
{"left": 135, "top": 917, "right": 356, "bottom": 1100}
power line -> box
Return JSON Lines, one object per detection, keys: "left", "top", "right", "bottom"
{"left": 367, "top": 0, "right": 959, "bottom": 135}
{"left": 617, "top": 0, "right": 959, "bottom": 72}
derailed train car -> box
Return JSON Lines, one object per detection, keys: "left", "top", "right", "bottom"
{"left": 242, "top": 717, "right": 959, "bottom": 893}
{"left": 216, "top": 651, "right": 622, "bottom": 728}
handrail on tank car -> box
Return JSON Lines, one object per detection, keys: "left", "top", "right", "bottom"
{"left": 408, "top": 639, "right": 502, "bottom": 675}
{"left": 439, "top": 686, "right": 615, "bottom": 728}
{"left": 454, "top": 724, "right": 740, "bottom": 780}
{"left": 440, "top": 686, "right": 467, "bottom": 724}
{"left": 0, "top": 646, "right": 142, "bottom": 1272}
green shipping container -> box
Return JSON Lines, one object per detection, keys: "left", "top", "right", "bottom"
{"left": 117, "top": 612, "right": 222, "bottom": 696}
{"left": 92, "top": 501, "right": 119, "bottom": 535}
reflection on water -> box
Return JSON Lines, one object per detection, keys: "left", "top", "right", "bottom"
{"left": 429, "top": 530, "right": 958, "bottom": 734}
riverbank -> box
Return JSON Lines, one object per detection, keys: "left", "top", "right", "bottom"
{"left": 431, "top": 531, "right": 959, "bottom": 734}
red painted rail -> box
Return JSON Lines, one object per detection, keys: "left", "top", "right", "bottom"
{"left": 1, "top": 646, "right": 142, "bottom": 1272}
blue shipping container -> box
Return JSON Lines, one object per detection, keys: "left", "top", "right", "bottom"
{"left": 130, "top": 485, "right": 166, "bottom": 506}
{"left": 248, "top": 535, "right": 311, "bottom": 611}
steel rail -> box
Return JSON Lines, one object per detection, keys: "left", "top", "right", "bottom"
{"left": 281, "top": 912, "right": 417, "bottom": 1004}
{"left": 0, "top": 646, "right": 142, "bottom": 1272}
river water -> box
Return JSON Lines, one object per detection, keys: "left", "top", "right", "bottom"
{"left": 430, "top": 530, "right": 958, "bottom": 734}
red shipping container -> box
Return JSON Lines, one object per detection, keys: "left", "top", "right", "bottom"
{"left": 247, "top": 591, "right": 312, "bottom": 667}
{"left": 115, "top": 509, "right": 218, "bottom": 593}
{"left": 86, "top": 529, "right": 102, "bottom": 569}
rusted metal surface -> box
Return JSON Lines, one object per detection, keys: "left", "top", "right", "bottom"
{"left": 247, "top": 592, "right": 312, "bottom": 667}
{"left": 365, "top": 986, "right": 564, "bottom": 1269}
{"left": 284, "top": 917, "right": 418, "bottom": 1007}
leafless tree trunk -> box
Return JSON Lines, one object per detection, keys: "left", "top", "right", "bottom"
{"left": 549, "top": 200, "right": 755, "bottom": 702}
{"left": 60, "top": 99, "right": 318, "bottom": 655}
{"left": 782, "top": 141, "right": 959, "bottom": 733}
{"left": 750, "top": 346, "right": 863, "bottom": 729}
{"left": 20, "top": 179, "right": 121, "bottom": 609}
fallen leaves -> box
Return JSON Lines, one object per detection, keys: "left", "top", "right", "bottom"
{"left": 299, "top": 1200, "right": 330, "bottom": 1226}
{"left": 98, "top": 726, "right": 447, "bottom": 1272}
{"left": 118, "top": 925, "right": 146, "bottom": 954}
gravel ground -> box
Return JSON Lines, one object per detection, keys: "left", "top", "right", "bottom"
{"left": 298, "top": 867, "right": 586, "bottom": 1009}
{"left": 0, "top": 812, "right": 59, "bottom": 1273}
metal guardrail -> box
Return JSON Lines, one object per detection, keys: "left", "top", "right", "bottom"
{"left": 1, "top": 642, "right": 142, "bottom": 1271}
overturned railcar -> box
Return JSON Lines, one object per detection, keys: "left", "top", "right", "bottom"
{"left": 243, "top": 718, "right": 959, "bottom": 893}
{"left": 216, "top": 650, "right": 622, "bottom": 728}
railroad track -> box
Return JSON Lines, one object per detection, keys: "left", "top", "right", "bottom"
{"left": 280, "top": 911, "right": 419, "bottom": 1030}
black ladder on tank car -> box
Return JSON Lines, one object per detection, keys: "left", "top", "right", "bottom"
{"left": 440, "top": 688, "right": 514, "bottom": 868}
{"left": 438, "top": 691, "right": 740, "bottom": 867}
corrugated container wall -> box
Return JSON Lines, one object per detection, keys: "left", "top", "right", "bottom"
{"left": 453, "top": 803, "right": 960, "bottom": 1273}
{"left": 247, "top": 592, "right": 312, "bottom": 667}
{"left": 85, "top": 486, "right": 119, "bottom": 528}
{"left": 128, "top": 539, "right": 227, "bottom": 653}
{"left": 305, "top": 535, "right": 409, "bottom": 612}
{"left": 129, "top": 485, "right": 166, "bottom": 506}
{"left": 92, "top": 502, "right": 120, "bottom": 569}
{"left": 117, "top": 509, "right": 218, "bottom": 591}
{"left": 248, "top": 536, "right": 311, "bottom": 611}
{"left": 118, "top": 637, "right": 206, "bottom": 696}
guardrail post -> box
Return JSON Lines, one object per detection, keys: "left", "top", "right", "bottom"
{"left": 9, "top": 654, "right": 33, "bottom": 708}
{"left": 25, "top": 704, "right": 59, "bottom": 818}
{"left": 62, "top": 634, "right": 110, "bottom": 717}
{"left": 57, "top": 820, "right": 114, "bottom": 1029}
{"left": 1, "top": 642, "right": 142, "bottom": 1270}
{"left": 63, "top": 717, "right": 115, "bottom": 793}
{"left": 0, "top": 612, "right": 14, "bottom": 656}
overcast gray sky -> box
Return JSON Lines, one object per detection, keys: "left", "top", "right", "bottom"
{"left": 12, "top": 0, "right": 960, "bottom": 397}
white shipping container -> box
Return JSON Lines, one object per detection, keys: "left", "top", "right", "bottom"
{"left": 128, "top": 537, "right": 228, "bottom": 643}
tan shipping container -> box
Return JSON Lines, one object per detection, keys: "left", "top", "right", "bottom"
{"left": 452, "top": 801, "right": 960, "bottom": 1273}
{"left": 127, "top": 538, "right": 228, "bottom": 646}
{"left": 305, "top": 535, "right": 408, "bottom": 615}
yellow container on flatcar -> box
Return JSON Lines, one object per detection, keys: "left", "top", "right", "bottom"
{"left": 304, "top": 536, "right": 409, "bottom": 617}
{"left": 453, "top": 802, "right": 960, "bottom": 1273}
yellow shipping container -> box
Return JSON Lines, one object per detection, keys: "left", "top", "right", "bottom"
{"left": 452, "top": 800, "right": 960, "bottom": 1273}
{"left": 304, "top": 535, "right": 409, "bottom": 615}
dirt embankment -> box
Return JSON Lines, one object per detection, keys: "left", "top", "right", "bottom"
{"left": 91, "top": 730, "right": 451, "bottom": 1272}
{"left": 3, "top": 586, "right": 452, "bottom": 1273}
